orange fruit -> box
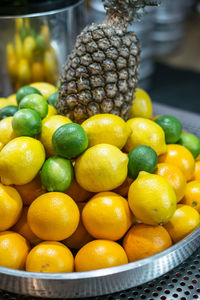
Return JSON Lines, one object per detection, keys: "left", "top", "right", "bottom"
{"left": 181, "top": 181, "right": 200, "bottom": 212}
{"left": 82, "top": 192, "right": 134, "bottom": 241}
{"left": 12, "top": 207, "right": 41, "bottom": 245}
{"left": 63, "top": 203, "right": 93, "bottom": 249}
{"left": 123, "top": 224, "right": 172, "bottom": 262}
{"left": 0, "top": 183, "right": 23, "bottom": 231}
{"left": 31, "top": 62, "right": 44, "bottom": 82}
{"left": 164, "top": 204, "right": 200, "bottom": 243}
{"left": 112, "top": 176, "right": 134, "bottom": 197}
{"left": 14, "top": 175, "right": 46, "bottom": 205}
{"left": 75, "top": 240, "right": 128, "bottom": 272}
{"left": 196, "top": 154, "right": 200, "bottom": 161}
{"left": 0, "top": 231, "right": 30, "bottom": 270}
{"left": 159, "top": 144, "right": 195, "bottom": 181}
{"left": 193, "top": 161, "right": 200, "bottom": 180}
{"left": 26, "top": 241, "right": 74, "bottom": 273}
{"left": 65, "top": 179, "right": 93, "bottom": 202}
{"left": 155, "top": 163, "right": 186, "bottom": 203}
{"left": 27, "top": 192, "right": 80, "bottom": 241}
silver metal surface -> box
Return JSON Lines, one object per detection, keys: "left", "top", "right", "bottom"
{"left": 0, "top": 0, "right": 85, "bottom": 96}
{"left": 153, "top": 0, "right": 187, "bottom": 55}
{"left": 0, "top": 103, "right": 199, "bottom": 299}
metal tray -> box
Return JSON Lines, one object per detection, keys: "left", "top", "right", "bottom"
{"left": 0, "top": 103, "right": 200, "bottom": 299}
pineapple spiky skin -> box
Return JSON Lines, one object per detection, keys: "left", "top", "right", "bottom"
{"left": 58, "top": 23, "right": 141, "bottom": 124}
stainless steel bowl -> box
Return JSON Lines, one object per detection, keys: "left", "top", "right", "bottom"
{"left": 0, "top": 0, "right": 85, "bottom": 96}
{"left": 0, "top": 103, "right": 200, "bottom": 299}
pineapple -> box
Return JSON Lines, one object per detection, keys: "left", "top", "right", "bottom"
{"left": 57, "top": 0, "right": 159, "bottom": 123}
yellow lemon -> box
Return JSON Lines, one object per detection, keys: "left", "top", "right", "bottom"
{"left": 82, "top": 114, "right": 130, "bottom": 149}
{"left": 0, "top": 137, "right": 45, "bottom": 185}
{"left": 128, "top": 171, "right": 177, "bottom": 225}
{"left": 0, "top": 184, "right": 23, "bottom": 231}
{"left": 30, "top": 82, "right": 57, "bottom": 99}
{"left": 0, "top": 98, "right": 10, "bottom": 110}
{"left": 0, "top": 117, "right": 16, "bottom": 149}
{"left": 124, "top": 118, "right": 166, "bottom": 155}
{"left": 40, "top": 115, "right": 71, "bottom": 156}
{"left": 7, "top": 94, "right": 17, "bottom": 106}
{"left": 23, "top": 36, "right": 36, "bottom": 61}
{"left": 46, "top": 105, "right": 57, "bottom": 117}
{"left": 75, "top": 144, "right": 128, "bottom": 192}
{"left": 164, "top": 204, "right": 200, "bottom": 243}
{"left": 130, "top": 88, "right": 153, "bottom": 119}
{"left": 18, "top": 58, "right": 31, "bottom": 84}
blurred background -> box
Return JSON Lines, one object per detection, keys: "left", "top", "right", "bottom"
{"left": 0, "top": 0, "right": 200, "bottom": 112}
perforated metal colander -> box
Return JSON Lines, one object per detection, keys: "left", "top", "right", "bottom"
{"left": 0, "top": 103, "right": 199, "bottom": 299}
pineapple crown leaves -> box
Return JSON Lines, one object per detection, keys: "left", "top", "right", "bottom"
{"left": 103, "top": 0, "right": 160, "bottom": 26}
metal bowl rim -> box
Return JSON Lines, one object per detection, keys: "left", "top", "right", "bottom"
{"left": 0, "top": 226, "right": 199, "bottom": 280}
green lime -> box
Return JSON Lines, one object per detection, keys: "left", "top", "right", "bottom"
{"left": 47, "top": 91, "right": 58, "bottom": 108}
{"left": 155, "top": 115, "right": 182, "bottom": 144}
{"left": 16, "top": 86, "right": 42, "bottom": 104}
{"left": 35, "top": 35, "right": 46, "bottom": 53}
{"left": 52, "top": 123, "right": 88, "bottom": 159}
{"left": 19, "top": 93, "right": 48, "bottom": 119}
{"left": 40, "top": 156, "right": 74, "bottom": 192}
{"left": 12, "top": 108, "right": 42, "bottom": 137}
{"left": 0, "top": 105, "right": 18, "bottom": 120}
{"left": 178, "top": 133, "right": 200, "bottom": 158}
{"left": 20, "top": 26, "right": 28, "bottom": 41}
{"left": 128, "top": 145, "right": 158, "bottom": 179}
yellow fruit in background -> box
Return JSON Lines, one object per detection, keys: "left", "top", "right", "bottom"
{"left": 31, "top": 62, "right": 45, "bottom": 82}
{"left": 23, "top": 36, "right": 36, "bottom": 61}
{"left": 0, "top": 231, "right": 30, "bottom": 270}
{"left": 28, "top": 192, "right": 80, "bottom": 241}
{"left": 196, "top": 154, "right": 200, "bottom": 161}
{"left": 124, "top": 118, "right": 167, "bottom": 155}
{"left": 15, "top": 18, "right": 23, "bottom": 32}
{"left": 130, "top": 88, "right": 153, "bottom": 119}
{"left": 40, "top": 24, "right": 50, "bottom": 45}
{"left": 40, "top": 115, "right": 71, "bottom": 156}
{"left": 46, "top": 105, "right": 57, "bottom": 117}
{"left": 7, "top": 94, "right": 17, "bottom": 106}
{"left": 181, "top": 181, "right": 200, "bottom": 212}
{"left": 0, "top": 184, "right": 23, "bottom": 231}
{"left": 65, "top": 178, "right": 93, "bottom": 202}
{"left": 82, "top": 192, "right": 134, "bottom": 241}
{"left": 14, "top": 175, "right": 46, "bottom": 206}
{"left": 0, "top": 137, "right": 45, "bottom": 185}
{"left": 0, "top": 117, "right": 16, "bottom": 148}
{"left": 26, "top": 241, "right": 74, "bottom": 273}
{"left": 164, "top": 204, "right": 200, "bottom": 243}
{"left": 155, "top": 163, "right": 187, "bottom": 203}
{"left": 159, "top": 144, "right": 195, "bottom": 181}
{"left": 128, "top": 172, "right": 177, "bottom": 226}
{"left": 15, "top": 34, "right": 23, "bottom": 59}
{"left": 6, "top": 43, "right": 15, "bottom": 57}
{"left": 75, "top": 240, "right": 128, "bottom": 272}
{"left": 12, "top": 206, "right": 41, "bottom": 245}
{"left": 7, "top": 53, "right": 18, "bottom": 78}
{"left": 75, "top": 144, "right": 128, "bottom": 192}
{"left": 82, "top": 114, "right": 130, "bottom": 149}
{"left": 30, "top": 82, "right": 57, "bottom": 99}
{"left": 18, "top": 58, "right": 31, "bottom": 84}
{"left": 63, "top": 203, "right": 93, "bottom": 249}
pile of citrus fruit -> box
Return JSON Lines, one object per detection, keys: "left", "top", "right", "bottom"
{"left": 0, "top": 84, "right": 199, "bottom": 273}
